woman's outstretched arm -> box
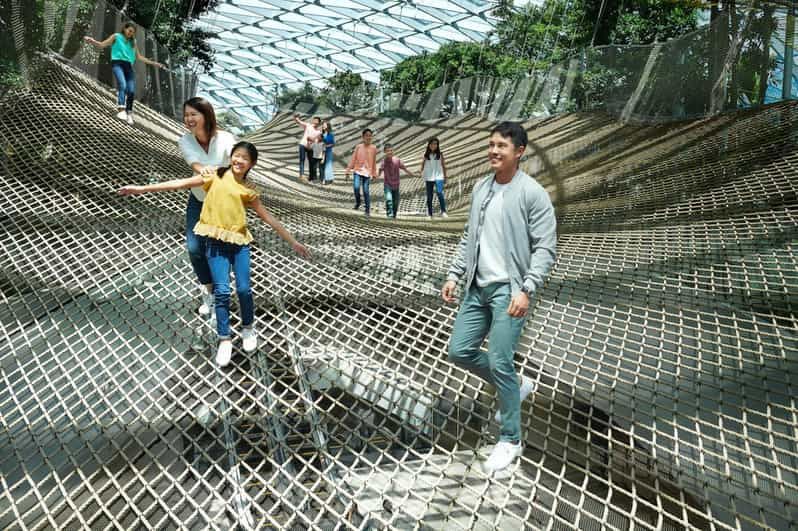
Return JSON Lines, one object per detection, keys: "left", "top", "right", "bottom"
{"left": 83, "top": 34, "right": 116, "bottom": 48}
{"left": 117, "top": 176, "right": 203, "bottom": 195}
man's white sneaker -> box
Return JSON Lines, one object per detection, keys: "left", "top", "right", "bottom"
{"left": 495, "top": 375, "right": 537, "bottom": 423}
{"left": 483, "top": 441, "right": 522, "bottom": 474}
{"left": 242, "top": 327, "right": 258, "bottom": 353}
{"left": 116, "top": 110, "right": 128, "bottom": 121}
{"left": 126, "top": 113, "right": 134, "bottom": 125}
{"left": 199, "top": 291, "right": 214, "bottom": 316}
{"left": 426, "top": 215, "right": 433, "bottom": 221}
{"left": 216, "top": 340, "right": 233, "bottom": 367}
{"left": 441, "top": 212, "right": 448, "bottom": 218}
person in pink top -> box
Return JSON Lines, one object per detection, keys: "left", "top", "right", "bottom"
{"left": 378, "top": 143, "right": 416, "bottom": 219}
{"left": 345, "top": 128, "right": 378, "bottom": 218}
{"left": 293, "top": 114, "right": 322, "bottom": 181}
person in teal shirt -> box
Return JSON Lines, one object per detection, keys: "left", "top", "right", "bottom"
{"left": 84, "top": 22, "right": 164, "bottom": 125}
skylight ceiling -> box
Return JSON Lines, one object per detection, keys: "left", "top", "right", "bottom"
{"left": 195, "top": 0, "right": 496, "bottom": 127}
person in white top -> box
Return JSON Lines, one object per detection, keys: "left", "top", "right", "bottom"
{"left": 178, "top": 97, "right": 237, "bottom": 316}
{"left": 420, "top": 137, "right": 448, "bottom": 220}
{"left": 293, "top": 114, "right": 322, "bottom": 182}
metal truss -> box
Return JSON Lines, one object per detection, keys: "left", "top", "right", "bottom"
{"left": 195, "top": 0, "right": 495, "bottom": 126}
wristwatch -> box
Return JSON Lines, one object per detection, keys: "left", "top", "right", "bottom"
{"left": 520, "top": 285, "right": 532, "bottom": 296}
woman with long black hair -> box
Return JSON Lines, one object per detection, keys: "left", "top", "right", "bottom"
{"left": 84, "top": 22, "right": 164, "bottom": 125}
{"left": 420, "top": 137, "right": 449, "bottom": 219}
{"left": 178, "top": 97, "right": 238, "bottom": 317}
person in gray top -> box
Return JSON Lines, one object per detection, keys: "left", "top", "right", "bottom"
{"left": 441, "top": 121, "right": 557, "bottom": 474}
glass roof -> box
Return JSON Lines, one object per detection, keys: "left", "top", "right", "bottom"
{"left": 195, "top": 0, "right": 496, "bottom": 127}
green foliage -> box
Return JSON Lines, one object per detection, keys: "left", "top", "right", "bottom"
{"left": 277, "top": 72, "right": 376, "bottom": 113}
{"left": 217, "top": 111, "right": 243, "bottom": 131}
{"left": 382, "top": 0, "right": 702, "bottom": 105}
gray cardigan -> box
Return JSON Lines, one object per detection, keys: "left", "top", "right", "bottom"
{"left": 446, "top": 169, "right": 557, "bottom": 297}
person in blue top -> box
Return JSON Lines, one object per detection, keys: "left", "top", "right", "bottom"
{"left": 84, "top": 22, "right": 164, "bottom": 126}
{"left": 321, "top": 121, "right": 335, "bottom": 185}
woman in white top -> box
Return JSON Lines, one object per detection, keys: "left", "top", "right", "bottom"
{"left": 420, "top": 137, "right": 448, "bottom": 219}
{"left": 178, "top": 97, "right": 237, "bottom": 316}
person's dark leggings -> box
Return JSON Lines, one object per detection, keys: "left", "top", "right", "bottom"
{"left": 298, "top": 144, "right": 307, "bottom": 177}
{"left": 425, "top": 180, "right": 447, "bottom": 216}
{"left": 309, "top": 156, "right": 321, "bottom": 181}
{"left": 111, "top": 60, "right": 135, "bottom": 112}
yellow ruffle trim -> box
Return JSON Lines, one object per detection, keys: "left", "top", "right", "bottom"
{"left": 193, "top": 223, "right": 253, "bottom": 245}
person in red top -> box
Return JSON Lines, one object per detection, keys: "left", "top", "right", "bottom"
{"left": 293, "top": 114, "right": 322, "bottom": 181}
{"left": 378, "top": 143, "right": 415, "bottom": 219}
{"left": 345, "top": 128, "right": 378, "bottom": 218}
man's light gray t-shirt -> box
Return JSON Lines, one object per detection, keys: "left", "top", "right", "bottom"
{"left": 476, "top": 180, "right": 510, "bottom": 287}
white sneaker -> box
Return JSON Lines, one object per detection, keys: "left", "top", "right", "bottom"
{"left": 242, "top": 327, "right": 258, "bottom": 353}
{"left": 216, "top": 340, "right": 233, "bottom": 367}
{"left": 495, "top": 375, "right": 537, "bottom": 423}
{"left": 199, "top": 291, "right": 214, "bottom": 316}
{"left": 426, "top": 215, "right": 433, "bottom": 221}
{"left": 116, "top": 110, "right": 128, "bottom": 121}
{"left": 441, "top": 212, "right": 448, "bottom": 218}
{"left": 126, "top": 113, "right": 134, "bottom": 125}
{"left": 483, "top": 441, "right": 523, "bottom": 474}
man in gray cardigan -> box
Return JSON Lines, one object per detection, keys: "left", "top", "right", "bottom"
{"left": 441, "top": 121, "right": 557, "bottom": 474}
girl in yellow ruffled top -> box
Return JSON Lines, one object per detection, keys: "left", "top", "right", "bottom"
{"left": 118, "top": 141, "right": 311, "bottom": 367}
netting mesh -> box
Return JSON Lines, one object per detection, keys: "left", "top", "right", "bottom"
{"left": 1, "top": 1, "right": 798, "bottom": 530}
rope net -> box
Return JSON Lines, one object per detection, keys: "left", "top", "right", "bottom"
{"left": 1, "top": 1, "right": 797, "bottom": 530}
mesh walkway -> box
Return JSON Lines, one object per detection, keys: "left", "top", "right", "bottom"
{"left": 1, "top": 56, "right": 797, "bottom": 530}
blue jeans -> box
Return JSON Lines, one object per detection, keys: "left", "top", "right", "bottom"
{"left": 206, "top": 239, "right": 254, "bottom": 339}
{"left": 447, "top": 283, "right": 527, "bottom": 442}
{"left": 384, "top": 186, "right": 400, "bottom": 218}
{"left": 425, "top": 180, "right": 446, "bottom": 216}
{"left": 323, "top": 150, "right": 334, "bottom": 182}
{"left": 298, "top": 144, "right": 307, "bottom": 177}
{"left": 186, "top": 194, "right": 211, "bottom": 285}
{"left": 111, "top": 60, "right": 135, "bottom": 112}
{"left": 353, "top": 173, "right": 371, "bottom": 213}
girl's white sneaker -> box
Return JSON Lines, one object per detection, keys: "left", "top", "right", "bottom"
{"left": 216, "top": 340, "right": 233, "bottom": 367}
{"left": 242, "top": 327, "right": 258, "bottom": 352}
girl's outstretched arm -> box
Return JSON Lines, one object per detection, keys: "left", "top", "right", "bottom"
{"left": 117, "top": 176, "right": 203, "bottom": 195}
{"left": 135, "top": 48, "right": 165, "bottom": 69}
{"left": 249, "top": 198, "right": 312, "bottom": 260}
{"left": 84, "top": 34, "right": 116, "bottom": 48}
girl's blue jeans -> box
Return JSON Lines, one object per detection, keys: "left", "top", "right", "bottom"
{"left": 425, "top": 180, "right": 446, "bottom": 215}
{"left": 206, "top": 239, "right": 255, "bottom": 339}
{"left": 111, "top": 60, "right": 135, "bottom": 112}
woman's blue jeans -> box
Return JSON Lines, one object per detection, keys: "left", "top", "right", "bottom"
{"left": 425, "top": 180, "right": 446, "bottom": 216}
{"left": 206, "top": 239, "right": 255, "bottom": 339}
{"left": 186, "top": 194, "right": 212, "bottom": 285}
{"left": 111, "top": 60, "right": 135, "bottom": 112}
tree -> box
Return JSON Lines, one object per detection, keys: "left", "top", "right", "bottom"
{"left": 276, "top": 82, "right": 319, "bottom": 109}
{"left": 320, "top": 71, "right": 376, "bottom": 112}
{"left": 217, "top": 111, "right": 243, "bottom": 132}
